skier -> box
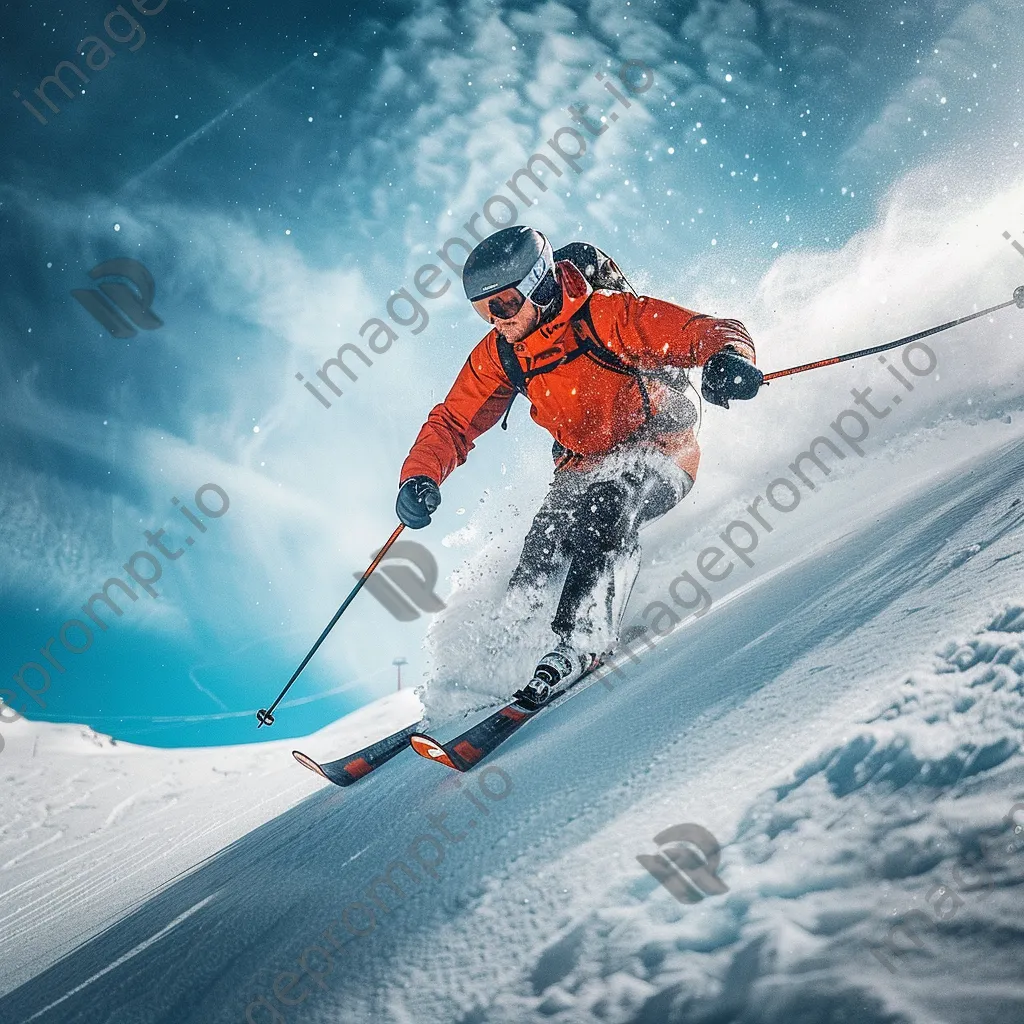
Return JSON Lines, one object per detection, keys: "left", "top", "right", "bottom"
{"left": 396, "top": 226, "right": 762, "bottom": 705}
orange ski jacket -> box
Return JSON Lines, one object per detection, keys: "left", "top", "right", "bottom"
{"left": 400, "top": 261, "right": 755, "bottom": 486}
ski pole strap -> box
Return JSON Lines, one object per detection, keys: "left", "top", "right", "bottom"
{"left": 257, "top": 522, "right": 407, "bottom": 727}
{"left": 764, "top": 286, "right": 1024, "bottom": 383}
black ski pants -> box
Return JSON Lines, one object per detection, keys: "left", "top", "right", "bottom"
{"left": 507, "top": 445, "right": 693, "bottom": 653}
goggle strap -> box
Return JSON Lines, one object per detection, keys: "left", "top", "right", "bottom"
{"left": 517, "top": 253, "right": 549, "bottom": 298}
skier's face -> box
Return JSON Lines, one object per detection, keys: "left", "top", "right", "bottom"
{"left": 493, "top": 297, "right": 542, "bottom": 344}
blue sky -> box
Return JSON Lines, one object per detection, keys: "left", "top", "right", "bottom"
{"left": 1, "top": 0, "right": 1021, "bottom": 747}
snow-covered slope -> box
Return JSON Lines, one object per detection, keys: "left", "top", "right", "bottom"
{"left": 466, "top": 605, "right": 1024, "bottom": 1023}
{"left": 0, "top": 688, "right": 422, "bottom": 995}
{"left": 0, "top": 418, "right": 1022, "bottom": 1024}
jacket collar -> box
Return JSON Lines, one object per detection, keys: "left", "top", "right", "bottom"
{"left": 500, "top": 260, "right": 592, "bottom": 360}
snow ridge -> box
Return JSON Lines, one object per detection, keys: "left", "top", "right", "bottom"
{"left": 469, "top": 604, "right": 1024, "bottom": 1024}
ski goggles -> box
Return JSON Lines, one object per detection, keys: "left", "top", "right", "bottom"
{"left": 469, "top": 253, "right": 550, "bottom": 323}
{"left": 471, "top": 286, "right": 529, "bottom": 323}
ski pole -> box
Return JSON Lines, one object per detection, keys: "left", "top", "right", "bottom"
{"left": 256, "top": 523, "right": 406, "bottom": 728}
{"left": 763, "top": 284, "right": 1024, "bottom": 383}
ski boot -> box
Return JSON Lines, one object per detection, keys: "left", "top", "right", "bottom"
{"left": 513, "top": 643, "right": 597, "bottom": 710}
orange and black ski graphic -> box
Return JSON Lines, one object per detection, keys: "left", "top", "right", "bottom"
{"left": 293, "top": 721, "right": 423, "bottom": 787}
{"left": 409, "top": 662, "right": 605, "bottom": 772}
{"left": 410, "top": 701, "right": 538, "bottom": 772}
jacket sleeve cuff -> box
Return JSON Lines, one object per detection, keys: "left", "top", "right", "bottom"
{"left": 715, "top": 319, "right": 755, "bottom": 363}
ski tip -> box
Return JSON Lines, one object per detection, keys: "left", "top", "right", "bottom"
{"left": 292, "top": 750, "right": 330, "bottom": 780}
{"left": 409, "top": 733, "right": 461, "bottom": 771}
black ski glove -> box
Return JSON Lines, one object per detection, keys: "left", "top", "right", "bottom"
{"left": 396, "top": 475, "right": 441, "bottom": 529}
{"left": 701, "top": 348, "right": 764, "bottom": 409}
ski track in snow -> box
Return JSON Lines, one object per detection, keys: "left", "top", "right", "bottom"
{"left": 0, "top": 423, "right": 1022, "bottom": 1023}
{"left": 21, "top": 893, "right": 220, "bottom": 1024}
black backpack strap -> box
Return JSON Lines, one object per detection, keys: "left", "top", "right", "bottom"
{"left": 493, "top": 292, "right": 655, "bottom": 430}
{"left": 495, "top": 336, "right": 526, "bottom": 394}
{"left": 495, "top": 327, "right": 594, "bottom": 429}
{"left": 495, "top": 336, "right": 525, "bottom": 430}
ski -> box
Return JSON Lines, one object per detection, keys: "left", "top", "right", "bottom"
{"left": 293, "top": 720, "right": 424, "bottom": 787}
{"left": 409, "top": 663, "right": 606, "bottom": 772}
